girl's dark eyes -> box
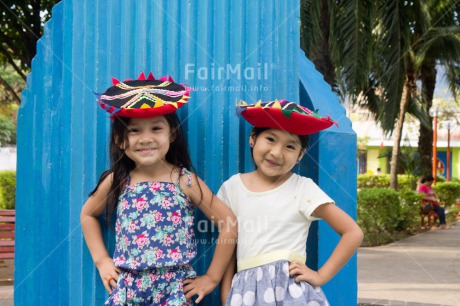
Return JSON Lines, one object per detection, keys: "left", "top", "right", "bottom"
{"left": 287, "top": 145, "right": 296, "bottom": 150}
{"left": 266, "top": 137, "right": 275, "bottom": 142}
{"left": 127, "top": 126, "right": 162, "bottom": 133}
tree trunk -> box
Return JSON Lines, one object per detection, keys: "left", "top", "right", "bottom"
{"left": 0, "top": 76, "right": 21, "bottom": 104}
{"left": 310, "top": 0, "right": 335, "bottom": 87}
{"left": 390, "top": 77, "right": 412, "bottom": 189}
{"left": 418, "top": 61, "right": 436, "bottom": 176}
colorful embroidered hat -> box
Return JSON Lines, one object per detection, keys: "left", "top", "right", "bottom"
{"left": 237, "top": 99, "right": 337, "bottom": 135}
{"left": 96, "top": 72, "right": 191, "bottom": 118}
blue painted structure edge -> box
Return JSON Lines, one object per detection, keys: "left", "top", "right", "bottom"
{"left": 299, "top": 49, "right": 358, "bottom": 306}
{"left": 14, "top": 1, "right": 356, "bottom": 304}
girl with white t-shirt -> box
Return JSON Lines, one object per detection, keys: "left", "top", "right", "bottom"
{"left": 218, "top": 100, "right": 363, "bottom": 305}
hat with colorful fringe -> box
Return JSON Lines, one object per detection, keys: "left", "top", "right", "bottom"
{"left": 237, "top": 99, "right": 337, "bottom": 135}
{"left": 96, "top": 72, "right": 191, "bottom": 118}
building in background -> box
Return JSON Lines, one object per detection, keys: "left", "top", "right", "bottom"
{"left": 352, "top": 66, "right": 460, "bottom": 179}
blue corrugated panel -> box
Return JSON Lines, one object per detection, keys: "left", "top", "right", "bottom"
{"left": 299, "top": 51, "right": 358, "bottom": 305}
{"left": 15, "top": 1, "right": 356, "bottom": 305}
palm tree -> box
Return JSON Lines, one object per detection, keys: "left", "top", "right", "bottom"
{"left": 301, "top": 0, "right": 460, "bottom": 189}
{"left": 416, "top": 2, "right": 460, "bottom": 176}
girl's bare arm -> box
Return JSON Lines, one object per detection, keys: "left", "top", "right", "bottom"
{"left": 289, "top": 203, "right": 363, "bottom": 286}
{"left": 220, "top": 249, "right": 236, "bottom": 305}
{"left": 182, "top": 175, "right": 238, "bottom": 303}
{"left": 80, "top": 173, "right": 120, "bottom": 293}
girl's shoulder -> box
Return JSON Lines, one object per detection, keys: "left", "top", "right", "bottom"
{"left": 177, "top": 167, "right": 194, "bottom": 187}
{"left": 90, "top": 170, "right": 114, "bottom": 196}
{"left": 223, "top": 173, "right": 242, "bottom": 185}
{"left": 177, "top": 168, "right": 212, "bottom": 206}
{"left": 177, "top": 167, "right": 200, "bottom": 199}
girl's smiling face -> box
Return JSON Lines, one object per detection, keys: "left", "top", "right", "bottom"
{"left": 122, "top": 116, "right": 173, "bottom": 169}
{"left": 250, "top": 129, "right": 304, "bottom": 180}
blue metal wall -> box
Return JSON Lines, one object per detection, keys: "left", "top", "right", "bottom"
{"left": 299, "top": 52, "right": 358, "bottom": 305}
{"left": 15, "top": 0, "right": 356, "bottom": 305}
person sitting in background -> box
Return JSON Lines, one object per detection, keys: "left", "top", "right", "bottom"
{"left": 418, "top": 175, "right": 448, "bottom": 229}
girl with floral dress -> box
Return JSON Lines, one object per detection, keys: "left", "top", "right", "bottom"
{"left": 218, "top": 100, "right": 363, "bottom": 305}
{"left": 81, "top": 73, "right": 237, "bottom": 305}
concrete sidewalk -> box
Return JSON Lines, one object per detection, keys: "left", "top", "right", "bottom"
{"left": 358, "top": 222, "right": 460, "bottom": 306}
{"left": 0, "top": 258, "right": 13, "bottom": 306}
{"left": 0, "top": 286, "right": 12, "bottom": 306}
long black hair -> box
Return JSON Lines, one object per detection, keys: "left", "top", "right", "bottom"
{"left": 89, "top": 112, "right": 196, "bottom": 225}
{"left": 421, "top": 175, "right": 435, "bottom": 183}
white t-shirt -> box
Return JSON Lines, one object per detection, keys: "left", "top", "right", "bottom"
{"left": 217, "top": 173, "right": 334, "bottom": 271}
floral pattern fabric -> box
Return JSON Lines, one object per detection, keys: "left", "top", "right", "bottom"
{"left": 113, "top": 168, "right": 197, "bottom": 270}
{"left": 105, "top": 264, "right": 196, "bottom": 306}
{"left": 106, "top": 168, "right": 197, "bottom": 305}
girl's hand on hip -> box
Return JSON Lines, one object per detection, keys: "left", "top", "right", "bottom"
{"left": 96, "top": 257, "right": 121, "bottom": 294}
{"left": 289, "top": 260, "right": 324, "bottom": 287}
{"left": 183, "top": 274, "right": 218, "bottom": 304}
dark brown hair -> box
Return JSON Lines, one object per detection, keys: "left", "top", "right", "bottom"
{"left": 89, "top": 112, "right": 197, "bottom": 225}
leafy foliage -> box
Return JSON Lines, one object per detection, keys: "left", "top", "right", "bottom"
{"left": 433, "top": 182, "right": 460, "bottom": 206}
{"left": 0, "top": 170, "right": 15, "bottom": 209}
{"left": 0, "top": 115, "right": 16, "bottom": 145}
{"left": 0, "top": 62, "right": 25, "bottom": 105}
{"left": 301, "top": 0, "right": 460, "bottom": 189}
{"left": 357, "top": 187, "right": 422, "bottom": 246}
{"left": 358, "top": 174, "right": 422, "bottom": 190}
{"left": 357, "top": 188, "right": 399, "bottom": 246}
{"left": 398, "top": 188, "right": 424, "bottom": 232}
{"left": 0, "top": 0, "right": 59, "bottom": 104}
{"left": 358, "top": 174, "right": 391, "bottom": 189}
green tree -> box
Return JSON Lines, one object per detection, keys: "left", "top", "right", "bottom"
{"left": 416, "top": 2, "right": 460, "bottom": 176}
{"left": 0, "top": 0, "right": 59, "bottom": 104}
{"left": 301, "top": 0, "right": 460, "bottom": 189}
{"left": 0, "top": 62, "right": 25, "bottom": 105}
{"left": 0, "top": 115, "right": 16, "bottom": 146}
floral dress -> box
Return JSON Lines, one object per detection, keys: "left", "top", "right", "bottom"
{"left": 105, "top": 168, "right": 197, "bottom": 306}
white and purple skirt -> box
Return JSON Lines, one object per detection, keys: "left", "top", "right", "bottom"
{"left": 226, "top": 260, "right": 329, "bottom": 306}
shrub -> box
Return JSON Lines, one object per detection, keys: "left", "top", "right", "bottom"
{"left": 0, "top": 171, "right": 16, "bottom": 209}
{"left": 0, "top": 115, "right": 16, "bottom": 146}
{"left": 357, "top": 188, "right": 400, "bottom": 246}
{"left": 397, "top": 174, "right": 418, "bottom": 190}
{"left": 358, "top": 174, "right": 417, "bottom": 190}
{"left": 446, "top": 205, "right": 459, "bottom": 224}
{"left": 436, "top": 176, "right": 446, "bottom": 183}
{"left": 357, "top": 187, "right": 424, "bottom": 246}
{"left": 433, "top": 182, "right": 460, "bottom": 206}
{"left": 357, "top": 174, "right": 390, "bottom": 188}
{"left": 398, "top": 188, "right": 424, "bottom": 233}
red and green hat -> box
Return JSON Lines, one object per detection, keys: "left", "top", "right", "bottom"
{"left": 237, "top": 99, "right": 337, "bottom": 135}
{"left": 96, "top": 72, "right": 191, "bottom": 118}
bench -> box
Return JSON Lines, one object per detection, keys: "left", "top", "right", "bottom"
{"left": 0, "top": 210, "right": 15, "bottom": 259}
{"left": 420, "top": 200, "right": 439, "bottom": 227}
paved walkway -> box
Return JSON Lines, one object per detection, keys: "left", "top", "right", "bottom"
{"left": 358, "top": 222, "right": 460, "bottom": 306}
{"left": 0, "top": 258, "right": 12, "bottom": 306}
{"left": 0, "top": 286, "right": 12, "bottom": 306}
